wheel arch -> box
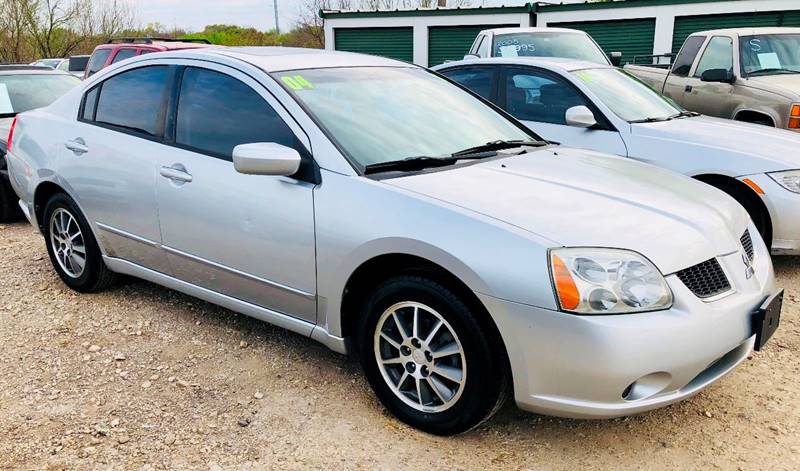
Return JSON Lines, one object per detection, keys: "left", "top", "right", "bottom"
{"left": 733, "top": 108, "right": 777, "bottom": 127}
{"left": 693, "top": 173, "right": 772, "bottom": 244}
{"left": 33, "top": 180, "right": 69, "bottom": 232}
{"left": 339, "top": 253, "right": 512, "bottom": 380}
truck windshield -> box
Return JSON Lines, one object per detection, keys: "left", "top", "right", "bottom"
{"left": 740, "top": 34, "right": 800, "bottom": 76}
{"left": 572, "top": 68, "right": 683, "bottom": 122}
{"left": 493, "top": 32, "right": 610, "bottom": 65}
{"left": 274, "top": 67, "right": 536, "bottom": 170}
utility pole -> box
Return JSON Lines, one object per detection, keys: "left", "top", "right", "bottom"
{"left": 273, "top": 0, "right": 280, "bottom": 34}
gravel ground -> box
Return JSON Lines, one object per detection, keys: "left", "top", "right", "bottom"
{"left": 0, "top": 220, "right": 798, "bottom": 470}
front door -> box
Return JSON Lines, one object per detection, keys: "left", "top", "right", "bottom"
{"left": 499, "top": 66, "right": 628, "bottom": 156}
{"left": 155, "top": 64, "right": 318, "bottom": 323}
{"left": 680, "top": 35, "right": 736, "bottom": 118}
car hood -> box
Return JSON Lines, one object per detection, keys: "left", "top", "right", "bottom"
{"left": 630, "top": 115, "right": 800, "bottom": 173}
{"left": 746, "top": 74, "right": 800, "bottom": 99}
{"left": 384, "top": 147, "right": 749, "bottom": 275}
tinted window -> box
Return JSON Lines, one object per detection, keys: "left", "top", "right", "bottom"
{"left": 86, "top": 49, "right": 112, "bottom": 77}
{"left": 694, "top": 36, "right": 733, "bottom": 78}
{"left": 112, "top": 48, "right": 137, "bottom": 63}
{"left": 504, "top": 68, "right": 589, "bottom": 125}
{"left": 176, "top": 67, "right": 297, "bottom": 159}
{"left": 441, "top": 67, "right": 494, "bottom": 100}
{"left": 94, "top": 66, "right": 168, "bottom": 136}
{"left": 81, "top": 86, "right": 99, "bottom": 121}
{"left": 672, "top": 36, "right": 705, "bottom": 77}
{"left": 0, "top": 74, "right": 79, "bottom": 116}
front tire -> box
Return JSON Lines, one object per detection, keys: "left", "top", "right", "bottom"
{"left": 357, "top": 276, "right": 508, "bottom": 435}
{"left": 43, "top": 193, "right": 117, "bottom": 292}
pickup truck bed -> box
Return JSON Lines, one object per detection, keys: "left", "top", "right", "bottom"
{"left": 623, "top": 64, "right": 669, "bottom": 92}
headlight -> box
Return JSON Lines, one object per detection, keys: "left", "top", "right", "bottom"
{"left": 549, "top": 248, "right": 673, "bottom": 315}
{"left": 768, "top": 169, "right": 800, "bottom": 193}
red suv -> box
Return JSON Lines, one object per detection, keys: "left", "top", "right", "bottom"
{"left": 84, "top": 37, "right": 214, "bottom": 79}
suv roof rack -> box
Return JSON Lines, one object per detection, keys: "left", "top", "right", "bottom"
{"left": 106, "top": 37, "right": 212, "bottom": 45}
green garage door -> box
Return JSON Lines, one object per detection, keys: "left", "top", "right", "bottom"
{"left": 334, "top": 27, "right": 413, "bottom": 62}
{"left": 673, "top": 10, "right": 800, "bottom": 52}
{"left": 549, "top": 18, "right": 656, "bottom": 65}
{"left": 428, "top": 24, "right": 517, "bottom": 66}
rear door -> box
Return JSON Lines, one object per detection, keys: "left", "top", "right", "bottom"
{"left": 63, "top": 64, "right": 173, "bottom": 273}
{"left": 498, "top": 66, "right": 627, "bottom": 155}
{"left": 155, "top": 63, "right": 318, "bottom": 323}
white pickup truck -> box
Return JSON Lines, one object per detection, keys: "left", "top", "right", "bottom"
{"left": 465, "top": 27, "right": 622, "bottom": 66}
{"left": 625, "top": 27, "right": 800, "bottom": 130}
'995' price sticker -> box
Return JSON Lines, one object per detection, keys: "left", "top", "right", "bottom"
{"left": 282, "top": 75, "right": 314, "bottom": 90}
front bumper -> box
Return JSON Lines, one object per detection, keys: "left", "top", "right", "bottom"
{"left": 481, "top": 237, "right": 776, "bottom": 419}
{"left": 739, "top": 173, "right": 800, "bottom": 255}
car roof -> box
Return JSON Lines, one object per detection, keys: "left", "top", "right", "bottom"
{"left": 691, "top": 27, "right": 800, "bottom": 36}
{"left": 95, "top": 40, "right": 215, "bottom": 51}
{"left": 134, "top": 46, "right": 414, "bottom": 72}
{"left": 0, "top": 65, "right": 75, "bottom": 75}
{"left": 433, "top": 56, "right": 610, "bottom": 73}
{"left": 481, "top": 27, "right": 588, "bottom": 35}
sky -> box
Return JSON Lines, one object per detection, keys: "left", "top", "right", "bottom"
{"left": 132, "top": 0, "right": 575, "bottom": 33}
{"left": 133, "top": 0, "right": 307, "bottom": 33}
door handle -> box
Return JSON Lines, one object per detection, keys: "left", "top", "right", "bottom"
{"left": 64, "top": 138, "right": 88, "bottom": 154}
{"left": 160, "top": 165, "right": 193, "bottom": 183}
{"left": 685, "top": 85, "right": 693, "bottom": 93}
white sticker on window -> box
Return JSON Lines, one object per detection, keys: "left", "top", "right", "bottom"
{"left": 0, "top": 84, "right": 13, "bottom": 114}
{"left": 757, "top": 52, "right": 781, "bottom": 69}
{"left": 499, "top": 45, "right": 519, "bottom": 57}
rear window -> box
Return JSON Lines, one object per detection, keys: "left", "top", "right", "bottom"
{"left": 0, "top": 74, "right": 80, "bottom": 116}
{"left": 86, "top": 49, "right": 112, "bottom": 77}
{"left": 92, "top": 66, "right": 169, "bottom": 137}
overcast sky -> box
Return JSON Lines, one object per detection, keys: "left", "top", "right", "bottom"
{"left": 132, "top": 0, "right": 560, "bottom": 33}
{"left": 133, "top": 0, "right": 307, "bottom": 33}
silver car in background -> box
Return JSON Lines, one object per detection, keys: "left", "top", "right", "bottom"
{"left": 6, "top": 48, "right": 782, "bottom": 435}
{"left": 435, "top": 57, "right": 800, "bottom": 255}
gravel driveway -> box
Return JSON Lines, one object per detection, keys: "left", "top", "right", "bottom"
{"left": 1, "top": 221, "right": 798, "bottom": 470}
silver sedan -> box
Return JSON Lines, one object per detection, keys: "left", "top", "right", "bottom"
{"left": 5, "top": 47, "right": 782, "bottom": 435}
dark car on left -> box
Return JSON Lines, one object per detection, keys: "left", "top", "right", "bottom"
{"left": 0, "top": 65, "right": 80, "bottom": 221}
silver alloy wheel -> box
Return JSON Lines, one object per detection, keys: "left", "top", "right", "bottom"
{"left": 374, "top": 301, "right": 467, "bottom": 413}
{"left": 49, "top": 208, "right": 86, "bottom": 279}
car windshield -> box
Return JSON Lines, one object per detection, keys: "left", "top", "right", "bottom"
{"left": 274, "top": 67, "right": 536, "bottom": 169}
{"left": 34, "top": 59, "right": 61, "bottom": 68}
{"left": 493, "top": 32, "right": 610, "bottom": 64}
{"left": 0, "top": 74, "right": 80, "bottom": 116}
{"left": 740, "top": 34, "right": 800, "bottom": 76}
{"left": 572, "top": 68, "right": 683, "bottom": 122}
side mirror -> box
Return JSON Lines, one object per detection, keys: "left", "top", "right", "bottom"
{"left": 701, "top": 68, "right": 735, "bottom": 84}
{"left": 565, "top": 106, "right": 597, "bottom": 129}
{"left": 608, "top": 51, "right": 623, "bottom": 67}
{"left": 233, "top": 143, "right": 301, "bottom": 176}
{"left": 463, "top": 53, "right": 480, "bottom": 60}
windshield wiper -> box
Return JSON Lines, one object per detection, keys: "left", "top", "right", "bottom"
{"left": 668, "top": 110, "right": 700, "bottom": 119}
{"left": 364, "top": 154, "right": 501, "bottom": 175}
{"left": 748, "top": 68, "right": 800, "bottom": 76}
{"left": 451, "top": 139, "right": 545, "bottom": 158}
{"left": 629, "top": 116, "right": 671, "bottom": 123}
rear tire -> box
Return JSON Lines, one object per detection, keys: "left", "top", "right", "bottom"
{"left": 43, "top": 193, "right": 117, "bottom": 292}
{"left": 357, "top": 275, "right": 509, "bottom": 435}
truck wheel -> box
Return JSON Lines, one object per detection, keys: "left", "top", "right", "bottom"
{"left": 357, "top": 275, "right": 509, "bottom": 436}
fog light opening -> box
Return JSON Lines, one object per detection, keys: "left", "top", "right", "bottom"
{"left": 622, "top": 372, "right": 672, "bottom": 401}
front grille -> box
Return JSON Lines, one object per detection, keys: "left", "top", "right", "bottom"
{"left": 676, "top": 258, "right": 731, "bottom": 299}
{"left": 741, "top": 230, "right": 754, "bottom": 261}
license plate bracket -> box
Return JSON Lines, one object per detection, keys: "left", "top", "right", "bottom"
{"left": 752, "top": 290, "right": 783, "bottom": 351}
